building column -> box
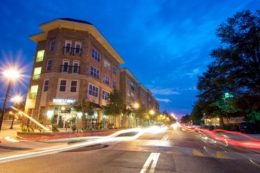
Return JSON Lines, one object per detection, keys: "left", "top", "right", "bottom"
{"left": 97, "top": 110, "right": 103, "bottom": 129}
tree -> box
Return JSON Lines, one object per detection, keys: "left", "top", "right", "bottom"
{"left": 104, "top": 89, "right": 125, "bottom": 128}
{"left": 190, "top": 103, "right": 203, "bottom": 124}
{"left": 181, "top": 114, "right": 191, "bottom": 123}
{"left": 197, "top": 10, "right": 260, "bottom": 122}
{"left": 73, "top": 99, "right": 95, "bottom": 130}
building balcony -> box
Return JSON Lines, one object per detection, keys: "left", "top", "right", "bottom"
{"left": 63, "top": 47, "right": 82, "bottom": 56}
{"left": 60, "top": 65, "right": 80, "bottom": 74}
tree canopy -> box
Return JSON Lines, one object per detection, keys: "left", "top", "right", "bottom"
{"left": 197, "top": 10, "right": 260, "bottom": 122}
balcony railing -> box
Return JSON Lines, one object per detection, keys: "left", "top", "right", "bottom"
{"left": 63, "top": 47, "right": 82, "bottom": 56}
{"left": 60, "top": 65, "right": 80, "bottom": 74}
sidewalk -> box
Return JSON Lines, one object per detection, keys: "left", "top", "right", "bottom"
{"left": 0, "top": 120, "right": 21, "bottom": 140}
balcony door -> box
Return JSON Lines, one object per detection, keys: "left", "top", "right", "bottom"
{"left": 62, "top": 60, "right": 70, "bottom": 72}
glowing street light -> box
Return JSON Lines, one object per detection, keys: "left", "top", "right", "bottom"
{"left": 9, "top": 95, "right": 23, "bottom": 129}
{"left": 3, "top": 68, "right": 21, "bottom": 82}
{"left": 0, "top": 67, "right": 21, "bottom": 131}
{"left": 133, "top": 102, "right": 140, "bottom": 109}
{"left": 11, "top": 95, "right": 23, "bottom": 104}
{"left": 149, "top": 109, "right": 155, "bottom": 115}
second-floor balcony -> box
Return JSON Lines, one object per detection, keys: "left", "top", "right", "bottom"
{"left": 63, "top": 46, "right": 82, "bottom": 56}
{"left": 60, "top": 65, "right": 80, "bottom": 74}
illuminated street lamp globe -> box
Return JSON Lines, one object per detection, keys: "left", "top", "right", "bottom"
{"left": 149, "top": 109, "right": 155, "bottom": 115}
{"left": 3, "top": 68, "right": 21, "bottom": 82}
{"left": 0, "top": 66, "right": 22, "bottom": 131}
{"left": 133, "top": 102, "right": 140, "bottom": 109}
{"left": 11, "top": 95, "right": 23, "bottom": 104}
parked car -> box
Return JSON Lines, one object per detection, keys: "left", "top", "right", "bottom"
{"left": 239, "top": 122, "right": 257, "bottom": 134}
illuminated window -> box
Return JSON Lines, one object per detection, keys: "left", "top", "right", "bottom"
{"left": 30, "top": 85, "right": 38, "bottom": 99}
{"left": 33, "top": 67, "right": 42, "bottom": 80}
{"left": 36, "top": 50, "right": 45, "bottom": 62}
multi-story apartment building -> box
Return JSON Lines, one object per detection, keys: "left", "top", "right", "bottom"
{"left": 120, "top": 68, "right": 139, "bottom": 108}
{"left": 24, "top": 18, "right": 124, "bottom": 126}
{"left": 120, "top": 68, "right": 159, "bottom": 112}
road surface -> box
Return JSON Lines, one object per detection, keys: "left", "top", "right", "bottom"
{"left": 0, "top": 128, "right": 259, "bottom": 173}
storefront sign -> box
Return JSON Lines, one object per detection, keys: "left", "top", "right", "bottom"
{"left": 52, "top": 98, "right": 76, "bottom": 105}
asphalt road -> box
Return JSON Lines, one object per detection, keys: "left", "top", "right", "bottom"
{"left": 0, "top": 128, "right": 259, "bottom": 173}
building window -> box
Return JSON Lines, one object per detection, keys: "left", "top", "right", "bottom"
{"left": 72, "top": 61, "right": 80, "bottom": 73}
{"left": 112, "top": 66, "right": 117, "bottom": 75}
{"left": 49, "top": 39, "right": 55, "bottom": 51}
{"left": 103, "top": 75, "right": 110, "bottom": 85}
{"left": 102, "top": 91, "right": 109, "bottom": 100}
{"left": 29, "top": 85, "right": 38, "bottom": 99}
{"left": 128, "top": 80, "right": 136, "bottom": 91}
{"left": 36, "top": 50, "right": 45, "bottom": 62}
{"left": 70, "top": 80, "right": 77, "bottom": 92}
{"left": 46, "top": 60, "right": 52, "bottom": 71}
{"left": 88, "top": 84, "right": 99, "bottom": 97}
{"left": 90, "top": 66, "right": 99, "bottom": 79}
{"left": 33, "top": 67, "right": 42, "bottom": 80}
{"left": 104, "top": 59, "right": 111, "bottom": 69}
{"left": 61, "top": 60, "right": 69, "bottom": 72}
{"left": 112, "top": 80, "right": 117, "bottom": 89}
{"left": 64, "top": 40, "right": 72, "bottom": 54}
{"left": 43, "top": 80, "right": 49, "bottom": 92}
{"left": 74, "top": 41, "right": 82, "bottom": 55}
{"left": 59, "top": 80, "right": 66, "bottom": 92}
{"left": 91, "top": 48, "right": 101, "bottom": 62}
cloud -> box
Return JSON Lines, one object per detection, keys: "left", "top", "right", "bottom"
{"left": 156, "top": 98, "right": 172, "bottom": 103}
{"left": 185, "top": 68, "right": 201, "bottom": 78}
{"left": 151, "top": 88, "right": 180, "bottom": 95}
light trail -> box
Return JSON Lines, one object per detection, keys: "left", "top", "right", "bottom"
{"left": 0, "top": 128, "right": 145, "bottom": 164}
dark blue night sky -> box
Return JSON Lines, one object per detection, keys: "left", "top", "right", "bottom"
{"left": 0, "top": 0, "right": 259, "bottom": 117}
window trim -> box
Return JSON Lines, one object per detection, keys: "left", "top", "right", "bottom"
{"left": 43, "top": 80, "right": 49, "bottom": 92}
{"left": 90, "top": 66, "right": 100, "bottom": 79}
{"left": 88, "top": 83, "right": 99, "bottom": 97}
{"left": 70, "top": 80, "right": 78, "bottom": 92}
{"left": 59, "top": 80, "right": 67, "bottom": 92}
{"left": 46, "top": 60, "right": 52, "bottom": 71}
{"left": 102, "top": 90, "right": 109, "bottom": 100}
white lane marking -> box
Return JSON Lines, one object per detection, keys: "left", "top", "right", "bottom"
{"left": 249, "top": 159, "right": 260, "bottom": 167}
{"left": 140, "top": 152, "right": 160, "bottom": 173}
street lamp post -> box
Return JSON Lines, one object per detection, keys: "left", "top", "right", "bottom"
{"left": 10, "top": 95, "right": 23, "bottom": 129}
{"left": 0, "top": 68, "right": 21, "bottom": 131}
